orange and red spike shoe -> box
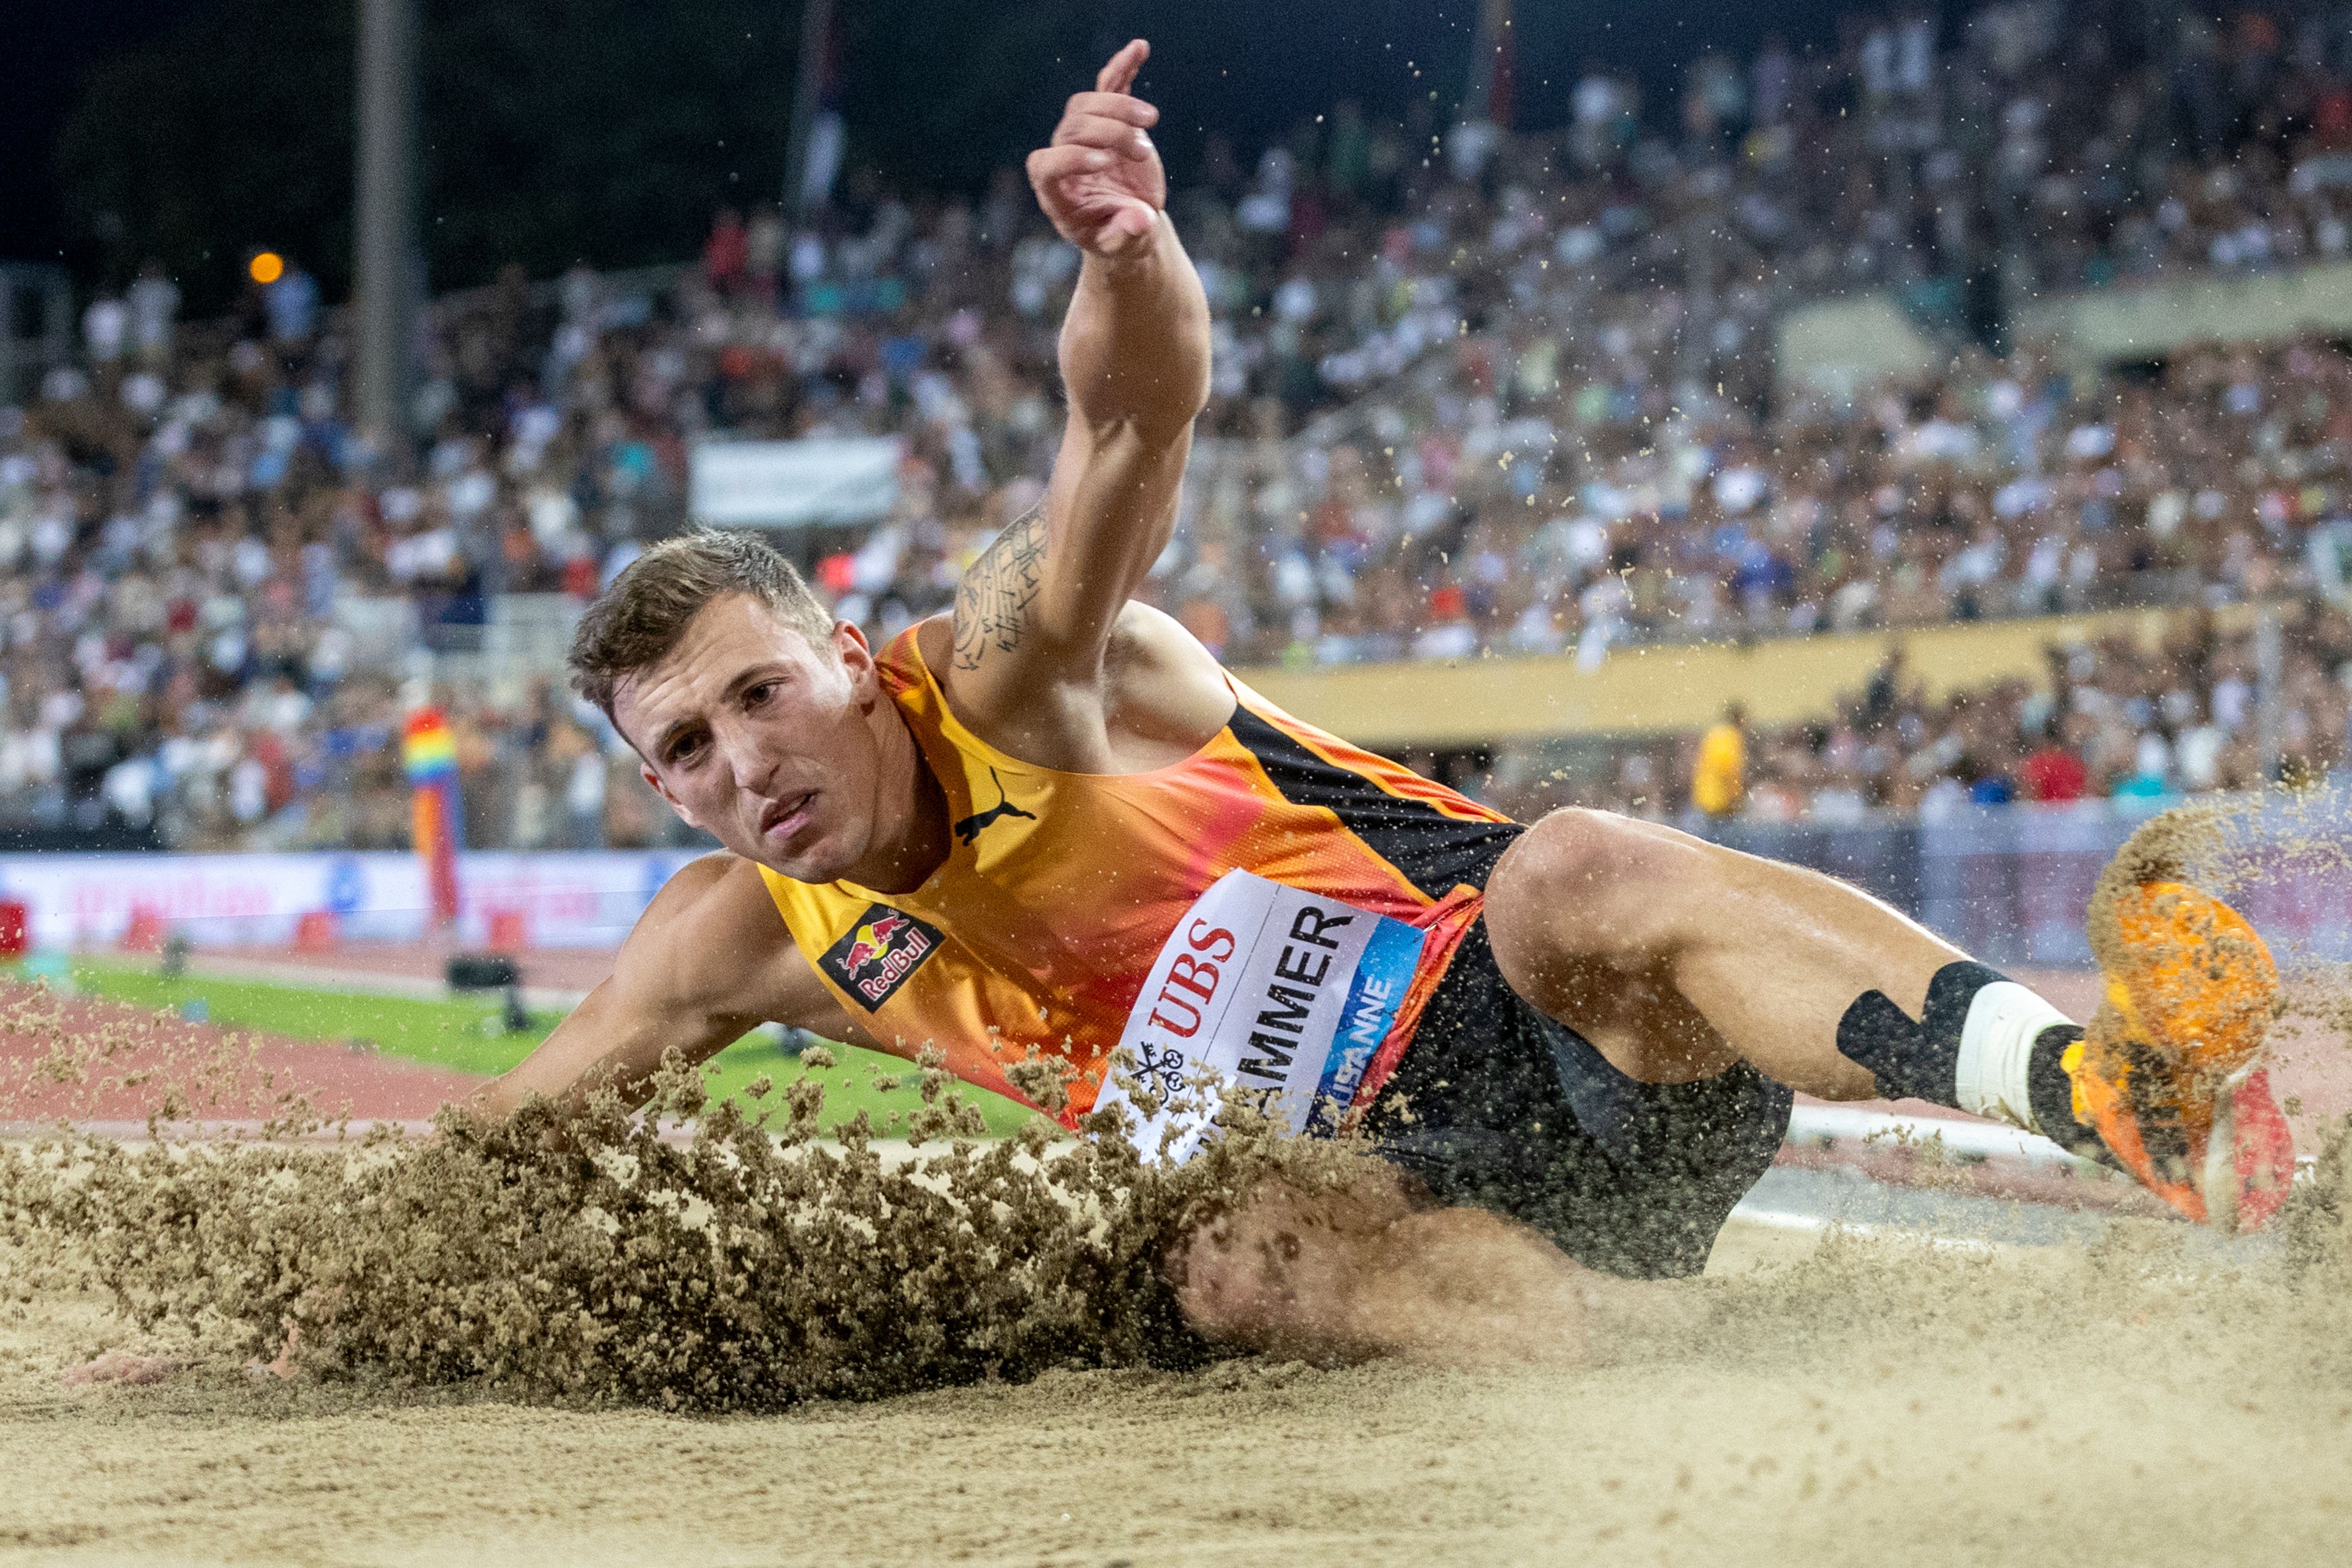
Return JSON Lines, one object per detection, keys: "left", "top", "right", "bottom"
{"left": 2072, "top": 880, "right": 2295, "bottom": 1232}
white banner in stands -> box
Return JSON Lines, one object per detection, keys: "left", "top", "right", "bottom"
{"left": 0, "top": 852, "right": 704, "bottom": 951}
{"left": 689, "top": 436, "right": 903, "bottom": 528}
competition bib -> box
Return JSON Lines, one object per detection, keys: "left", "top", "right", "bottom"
{"left": 1094, "top": 870, "right": 1425, "bottom": 1162}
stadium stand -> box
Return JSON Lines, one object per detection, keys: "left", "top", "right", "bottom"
{"left": 7, "top": 1, "right": 2352, "bottom": 851}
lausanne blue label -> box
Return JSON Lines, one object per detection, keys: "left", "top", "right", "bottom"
{"left": 1303, "top": 914, "right": 1423, "bottom": 1135}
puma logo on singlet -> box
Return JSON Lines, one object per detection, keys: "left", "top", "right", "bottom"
{"left": 953, "top": 767, "right": 1038, "bottom": 846}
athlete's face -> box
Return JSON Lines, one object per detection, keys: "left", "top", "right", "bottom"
{"left": 613, "top": 593, "right": 893, "bottom": 884}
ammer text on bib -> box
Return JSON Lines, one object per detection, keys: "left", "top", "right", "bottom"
{"left": 1093, "top": 870, "right": 1425, "bottom": 1162}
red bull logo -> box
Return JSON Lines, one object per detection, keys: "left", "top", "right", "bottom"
{"left": 841, "top": 915, "right": 907, "bottom": 976}
{"left": 820, "top": 905, "right": 943, "bottom": 1010}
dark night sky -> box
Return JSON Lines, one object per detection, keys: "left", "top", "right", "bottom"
{"left": 3, "top": 0, "right": 1863, "bottom": 276}
{"left": 1, "top": 0, "right": 206, "bottom": 266}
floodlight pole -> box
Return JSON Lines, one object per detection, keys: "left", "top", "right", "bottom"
{"left": 1465, "top": 0, "right": 1513, "bottom": 123}
{"left": 784, "top": 0, "right": 836, "bottom": 219}
{"left": 354, "top": 0, "right": 421, "bottom": 463}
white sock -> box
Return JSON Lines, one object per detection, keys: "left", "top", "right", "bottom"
{"left": 1953, "top": 981, "right": 2075, "bottom": 1135}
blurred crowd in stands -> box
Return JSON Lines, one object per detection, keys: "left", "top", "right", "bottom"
{"left": 10, "top": 1, "right": 2352, "bottom": 850}
{"left": 1470, "top": 601, "right": 2352, "bottom": 829}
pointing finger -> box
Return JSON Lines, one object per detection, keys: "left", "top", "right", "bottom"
{"left": 1095, "top": 37, "right": 1148, "bottom": 96}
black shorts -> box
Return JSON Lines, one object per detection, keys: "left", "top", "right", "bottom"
{"left": 1360, "top": 914, "right": 1793, "bottom": 1281}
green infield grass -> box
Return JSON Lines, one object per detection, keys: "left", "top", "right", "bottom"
{"left": 60, "top": 957, "right": 1039, "bottom": 1137}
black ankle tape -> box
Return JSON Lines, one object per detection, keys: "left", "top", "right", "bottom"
{"left": 1834, "top": 960, "right": 2008, "bottom": 1107}
{"left": 2026, "top": 1023, "right": 2104, "bottom": 1158}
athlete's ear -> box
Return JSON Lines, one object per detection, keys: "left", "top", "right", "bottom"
{"left": 830, "top": 621, "right": 880, "bottom": 706}
{"left": 639, "top": 763, "right": 703, "bottom": 830}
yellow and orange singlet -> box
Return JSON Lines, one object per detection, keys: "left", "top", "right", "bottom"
{"left": 757, "top": 630, "right": 1520, "bottom": 1129}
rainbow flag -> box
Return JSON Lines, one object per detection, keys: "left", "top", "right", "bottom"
{"left": 402, "top": 708, "right": 463, "bottom": 927}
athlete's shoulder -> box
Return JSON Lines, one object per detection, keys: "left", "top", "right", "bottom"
{"left": 620, "top": 853, "right": 792, "bottom": 1001}
{"left": 1101, "top": 600, "right": 1230, "bottom": 696}
{"left": 644, "top": 849, "right": 766, "bottom": 909}
{"left": 914, "top": 601, "right": 1233, "bottom": 769}
{"left": 613, "top": 853, "right": 864, "bottom": 1044}
{"left": 911, "top": 599, "right": 1217, "bottom": 680}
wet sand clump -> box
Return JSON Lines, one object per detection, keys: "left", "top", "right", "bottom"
{"left": 1, "top": 1050, "right": 1378, "bottom": 1411}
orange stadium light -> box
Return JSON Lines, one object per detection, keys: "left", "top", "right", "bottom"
{"left": 248, "top": 251, "right": 286, "bottom": 285}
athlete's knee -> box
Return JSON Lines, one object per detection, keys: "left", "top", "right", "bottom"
{"left": 1176, "top": 1200, "right": 1594, "bottom": 1368}
{"left": 1167, "top": 1217, "right": 1289, "bottom": 1347}
{"left": 1164, "top": 1177, "right": 1413, "bottom": 1359}
{"left": 1487, "top": 808, "right": 1703, "bottom": 965}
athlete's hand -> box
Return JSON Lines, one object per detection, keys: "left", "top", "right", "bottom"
{"left": 1026, "top": 39, "right": 1166, "bottom": 259}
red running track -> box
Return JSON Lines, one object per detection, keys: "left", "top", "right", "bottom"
{"left": 0, "top": 982, "right": 481, "bottom": 1125}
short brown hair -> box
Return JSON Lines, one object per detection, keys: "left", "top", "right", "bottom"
{"left": 568, "top": 530, "right": 834, "bottom": 720}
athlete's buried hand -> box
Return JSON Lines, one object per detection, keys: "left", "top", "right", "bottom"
{"left": 1027, "top": 39, "right": 1165, "bottom": 258}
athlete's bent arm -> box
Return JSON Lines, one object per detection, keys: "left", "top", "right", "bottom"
{"left": 475, "top": 856, "right": 871, "bottom": 1117}
{"left": 950, "top": 40, "right": 1214, "bottom": 762}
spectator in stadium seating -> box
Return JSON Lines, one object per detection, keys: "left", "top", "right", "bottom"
{"left": 2017, "top": 722, "right": 2090, "bottom": 803}
{"left": 702, "top": 208, "right": 751, "bottom": 296}
{"left": 126, "top": 262, "right": 179, "bottom": 366}
{"left": 1689, "top": 702, "right": 1749, "bottom": 822}
{"left": 262, "top": 265, "right": 319, "bottom": 345}
{"left": 80, "top": 294, "right": 127, "bottom": 365}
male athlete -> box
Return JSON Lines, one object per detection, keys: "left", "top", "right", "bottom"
{"left": 483, "top": 41, "right": 2294, "bottom": 1366}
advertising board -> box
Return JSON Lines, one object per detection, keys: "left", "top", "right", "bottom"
{"left": 0, "top": 851, "right": 703, "bottom": 951}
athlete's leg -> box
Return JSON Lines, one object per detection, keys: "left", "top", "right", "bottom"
{"left": 1166, "top": 1166, "right": 1626, "bottom": 1368}
{"left": 1480, "top": 809, "right": 2091, "bottom": 1148}
{"left": 1480, "top": 807, "right": 2296, "bottom": 1230}
{"left": 1174, "top": 811, "right": 2273, "bottom": 1363}
{"left": 1481, "top": 810, "right": 1946, "bottom": 1095}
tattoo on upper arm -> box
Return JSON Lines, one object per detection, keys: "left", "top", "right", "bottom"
{"left": 951, "top": 505, "right": 1046, "bottom": 670}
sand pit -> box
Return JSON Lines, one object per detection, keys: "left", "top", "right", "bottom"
{"left": 7, "top": 1190, "right": 2352, "bottom": 1567}
{"left": 5, "top": 801, "right": 2352, "bottom": 1565}
{"left": 8, "top": 1054, "right": 2352, "bottom": 1565}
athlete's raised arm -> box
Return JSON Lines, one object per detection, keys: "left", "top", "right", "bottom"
{"left": 943, "top": 40, "right": 1213, "bottom": 753}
